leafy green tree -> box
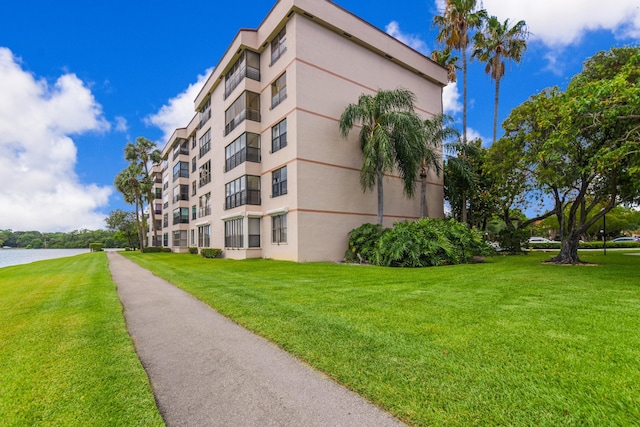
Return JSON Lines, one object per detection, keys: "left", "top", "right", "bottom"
{"left": 472, "top": 16, "right": 529, "bottom": 143}
{"left": 124, "top": 137, "right": 162, "bottom": 246}
{"left": 105, "top": 209, "right": 138, "bottom": 249}
{"left": 433, "top": 0, "right": 487, "bottom": 142}
{"left": 497, "top": 47, "right": 640, "bottom": 264}
{"left": 339, "top": 88, "right": 427, "bottom": 224}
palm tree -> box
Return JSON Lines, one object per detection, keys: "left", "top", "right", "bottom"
{"left": 419, "top": 114, "right": 459, "bottom": 217}
{"left": 430, "top": 49, "right": 460, "bottom": 83}
{"left": 473, "top": 16, "right": 529, "bottom": 143}
{"left": 444, "top": 138, "right": 481, "bottom": 223}
{"left": 339, "top": 88, "right": 426, "bottom": 225}
{"left": 114, "top": 164, "right": 145, "bottom": 250}
{"left": 433, "top": 0, "right": 487, "bottom": 142}
{"left": 124, "top": 137, "right": 162, "bottom": 247}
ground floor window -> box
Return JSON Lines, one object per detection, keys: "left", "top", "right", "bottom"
{"left": 248, "top": 217, "right": 260, "bottom": 248}
{"left": 272, "top": 214, "right": 287, "bottom": 244}
{"left": 163, "top": 233, "right": 169, "bottom": 247}
{"left": 198, "top": 225, "right": 211, "bottom": 248}
{"left": 172, "top": 230, "right": 188, "bottom": 247}
{"left": 225, "top": 218, "right": 243, "bottom": 248}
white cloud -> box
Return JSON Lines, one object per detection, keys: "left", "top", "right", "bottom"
{"left": 114, "top": 116, "right": 128, "bottom": 133}
{"left": 385, "top": 21, "right": 429, "bottom": 54}
{"left": 145, "top": 68, "right": 214, "bottom": 143}
{"left": 481, "top": 0, "right": 640, "bottom": 47}
{"left": 0, "top": 47, "right": 112, "bottom": 232}
{"left": 442, "top": 81, "right": 462, "bottom": 115}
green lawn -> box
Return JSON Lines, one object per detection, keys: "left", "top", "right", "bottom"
{"left": 0, "top": 253, "right": 163, "bottom": 427}
{"left": 124, "top": 250, "right": 640, "bottom": 426}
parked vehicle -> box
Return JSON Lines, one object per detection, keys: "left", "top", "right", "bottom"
{"left": 528, "top": 237, "right": 551, "bottom": 244}
{"left": 610, "top": 236, "right": 640, "bottom": 243}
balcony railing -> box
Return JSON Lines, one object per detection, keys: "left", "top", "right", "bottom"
{"left": 199, "top": 207, "right": 212, "bottom": 217}
{"left": 224, "top": 108, "right": 260, "bottom": 136}
{"left": 225, "top": 189, "right": 261, "bottom": 210}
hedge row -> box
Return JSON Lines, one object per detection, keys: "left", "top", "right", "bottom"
{"left": 527, "top": 241, "right": 640, "bottom": 250}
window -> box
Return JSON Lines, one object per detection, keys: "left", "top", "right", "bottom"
{"left": 225, "top": 175, "right": 261, "bottom": 209}
{"left": 271, "top": 72, "right": 287, "bottom": 108}
{"left": 272, "top": 214, "right": 287, "bottom": 244}
{"left": 154, "top": 187, "right": 162, "bottom": 199}
{"left": 172, "top": 184, "right": 189, "bottom": 203}
{"left": 191, "top": 229, "right": 195, "bottom": 246}
{"left": 271, "top": 27, "right": 286, "bottom": 65}
{"left": 225, "top": 50, "right": 260, "bottom": 99}
{"left": 191, "top": 181, "right": 197, "bottom": 196}
{"left": 199, "top": 129, "right": 211, "bottom": 158}
{"left": 198, "top": 97, "right": 211, "bottom": 129}
{"left": 191, "top": 134, "right": 197, "bottom": 149}
{"left": 163, "top": 233, "right": 169, "bottom": 247}
{"left": 172, "top": 230, "right": 188, "bottom": 247}
{"left": 272, "top": 166, "right": 287, "bottom": 197}
{"left": 225, "top": 132, "right": 261, "bottom": 171}
{"left": 248, "top": 217, "right": 261, "bottom": 248}
{"left": 154, "top": 203, "right": 162, "bottom": 215}
{"left": 173, "top": 161, "right": 189, "bottom": 181}
{"left": 198, "top": 225, "right": 211, "bottom": 247}
{"left": 172, "top": 139, "right": 189, "bottom": 160}
{"left": 163, "top": 213, "right": 169, "bottom": 228}
{"left": 199, "top": 161, "right": 211, "bottom": 187}
{"left": 191, "top": 205, "right": 197, "bottom": 220}
{"left": 224, "top": 91, "right": 260, "bottom": 135}
{"left": 163, "top": 193, "right": 169, "bottom": 209}
{"left": 225, "top": 218, "right": 243, "bottom": 248}
{"left": 155, "top": 219, "right": 162, "bottom": 231}
{"left": 172, "top": 207, "right": 189, "bottom": 225}
{"left": 271, "top": 119, "right": 287, "bottom": 152}
{"left": 191, "top": 156, "right": 197, "bottom": 173}
{"left": 199, "top": 192, "right": 211, "bottom": 217}
{"left": 163, "top": 173, "right": 169, "bottom": 190}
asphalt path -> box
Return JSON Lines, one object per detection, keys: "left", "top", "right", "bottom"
{"left": 108, "top": 252, "right": 405, "bottom": 427}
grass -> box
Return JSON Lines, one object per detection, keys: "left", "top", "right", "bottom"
{"left": 123, "top": 250, "right": 640, "bottom": 426}
{"left": 0, "top": 253, "right": 164, "bottom": 427}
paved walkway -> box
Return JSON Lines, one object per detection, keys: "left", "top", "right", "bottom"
{"left": 107, "top": 252, "right": 405, "bottom": 427}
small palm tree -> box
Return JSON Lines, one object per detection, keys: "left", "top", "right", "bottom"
{"left": 339, "top": 88, "right": 426, "bottom": 225}
{"left": 473, "top": 16, "right": 529, "bottom": 143}
{"left": 433, "top": 0, "right": 487, "bottom": 142}
{"left": 420, "top": 114, "right": 459, "bottom": 217}
{"left": 430, "top": 49, "right": 460, "bottom": 83}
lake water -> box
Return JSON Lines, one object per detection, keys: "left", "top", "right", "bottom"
{"left": 0, "top": 249, "right": 91, "bottom": 269}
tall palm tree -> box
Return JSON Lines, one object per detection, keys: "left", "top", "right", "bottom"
{"left": 430, "top": 49, "right": 460, "bottom": 83}
{"left": 433, "top": 0, "right": 487, "bottom": 142}
{"left": 419, "top": 114, "right": 459, "bottom": 217}
{"left": 473, "top": 16, "right": 529, "bottom": 143}
{"left": 339, "top": 88, "right": 426, "bottom": 225}
{"left": 114, "top": 164, "right": 145, "bottom": 250}
{"left": 125, "top": 137, "right": 162, "bottom": 247}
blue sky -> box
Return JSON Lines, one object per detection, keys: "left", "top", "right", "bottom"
{"left": 1, "top": 0, "right": 639, "bottom": 232}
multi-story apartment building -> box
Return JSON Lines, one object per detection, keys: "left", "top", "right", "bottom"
{"left": 149, "top": 0, "right": 447, "bottom": 261}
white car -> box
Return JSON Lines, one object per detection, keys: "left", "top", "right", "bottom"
{"left": 528, "top": 237, "right": 551, "bottom": 243}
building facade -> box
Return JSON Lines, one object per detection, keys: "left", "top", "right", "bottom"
{"left": 149, "top": 0, "right": 447, "bottom": 261}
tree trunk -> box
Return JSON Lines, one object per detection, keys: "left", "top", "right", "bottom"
{"left": 377, "top": 169, "right": 384, "bottom": 225}
{"left": 462, "top": 41, "right": 468, "bottom": 143}
{"left": 420, "top": 171, "right": 427, "bottom": 218}
{"left": 493, "top": 77, "right": 500, "bottom": 144}
{"left": 134, "top": 196, "right": 145, "bottom": 250}
{"left": 461, "top": 191, "right": 468, "bottom": 223}
{"left": 551, "top": 232, "right": 583, "bottom": 264}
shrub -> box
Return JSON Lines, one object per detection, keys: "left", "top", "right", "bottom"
{"left": 345, "top": 223, "right": 386, "bottom": 263}
{"left": 188, "top": 247, "right": 199, "bottom": 255}
{"left": 142, "top": 246, "right": 165, "bottom": 253}
{"left": 89, "top": 242, "right": 104, "bottom": 252}
{"left": 497, "top": 227, "right": 529, "bottom": 254}
{"left": 346, "top": 219, "right": 493, "bottom": 267}
{"left": 201, "top": 248, "right": 222, "bottom": 258}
